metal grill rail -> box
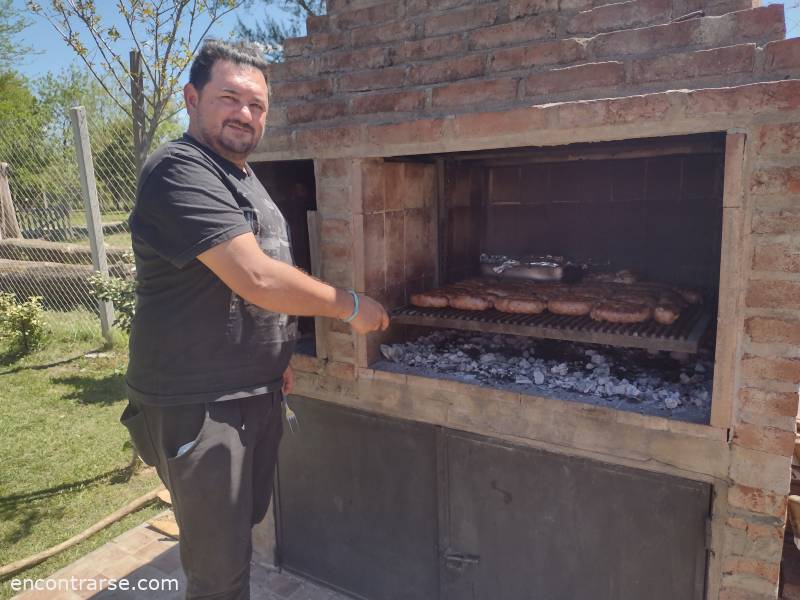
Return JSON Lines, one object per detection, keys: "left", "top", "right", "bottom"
{"left": 390, "top": 303, "right": 713, "bottom": 353}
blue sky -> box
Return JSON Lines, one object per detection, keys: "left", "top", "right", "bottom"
{"left": 10, "top": 0, "right": 281, "bottom": 79}
{"left": 9, "top": 0, "right": 800, "bottom": 80}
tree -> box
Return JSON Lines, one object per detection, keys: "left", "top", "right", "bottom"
{"left": 29, "top": 0, "right": 248, "bottom": 173}
{"left": 235, "top": 0, "right": 324, "bottom": 62}
{"left": 0, "top": 0, "right": 35, "bottom": 69}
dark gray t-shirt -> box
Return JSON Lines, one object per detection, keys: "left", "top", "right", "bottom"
{"left": 126, "top": 134, "right": 298, "bottom": 405}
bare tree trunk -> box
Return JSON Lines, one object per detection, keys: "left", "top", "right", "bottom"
{"left": 129, "top": 50, "right": 146, "bottom": 182}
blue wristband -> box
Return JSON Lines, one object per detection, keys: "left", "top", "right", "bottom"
{"left": 342, "top": 289, "right": 360, "bottom": 323}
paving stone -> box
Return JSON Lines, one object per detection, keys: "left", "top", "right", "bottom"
{"left": 141, "top": 543, "right": 182, "bottom": 575}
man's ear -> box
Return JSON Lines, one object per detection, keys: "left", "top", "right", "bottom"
{"left": 184, "top": 83, "right": 199, "bottom": 115}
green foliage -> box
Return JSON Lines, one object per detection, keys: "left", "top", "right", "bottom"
{"left": 0, "top": 0, "right": 34, "bottom": 69}
{"left": 236, "top": 0, "right": 325, "bottom": 61}
{"left": 87, "top": 271, "right": 136, "bottom": 333}
{"left": 0, "top": 293, "right": 48, "bottom": 356}
{"left": 29, "top": 0, "right": 247, "bottom": 164}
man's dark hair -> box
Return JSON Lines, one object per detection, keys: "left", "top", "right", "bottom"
{"left": 189, "top": 39, "right": 270, "bottom": 91}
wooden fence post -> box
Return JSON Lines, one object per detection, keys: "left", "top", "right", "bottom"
{"left": 70, "top": 106, "right": 114, "bottom": 342}
{"left": 0, "top": 162, "right": 22, "bottom": 240}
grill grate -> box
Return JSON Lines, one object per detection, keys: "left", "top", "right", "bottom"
{"left": 390, "top": 303, "right": 713, "bottom": 353}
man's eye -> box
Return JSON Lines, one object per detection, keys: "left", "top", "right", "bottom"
{"left": 250, "top": 104, "right": 264, "bottom": 112}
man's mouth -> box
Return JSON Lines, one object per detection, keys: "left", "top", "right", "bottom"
{"left": 225, "top": 122, "right": 254, "bottom": 134}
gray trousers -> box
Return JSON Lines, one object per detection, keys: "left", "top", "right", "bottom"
{"left": 123, "top": 392, "right": 283, "bottom": 600}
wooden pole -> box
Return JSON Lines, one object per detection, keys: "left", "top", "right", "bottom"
{"left": 130, "top": 50, "right": 146, "bottom": 181}
{"left": 0, "top": 487, "right": 166, "bottom": 579}
{"left": 0, "top": 163, "right": 22, "bottom": 239}
{"left": 70, "top": 106, "right": 114, "bottom": 341}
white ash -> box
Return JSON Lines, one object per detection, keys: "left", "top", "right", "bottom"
{"left": 379, "top": 330, "right": 714, "bottom": 419}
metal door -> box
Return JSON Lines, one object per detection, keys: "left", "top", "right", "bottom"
{"left": 276, "top": 395, "right": 439, "bottom": 600}
{"left": 441, "top": 430, "right": 711, "bottom": 600}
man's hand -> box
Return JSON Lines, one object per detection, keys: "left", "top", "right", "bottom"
{"left": 348, "top": 294, "right": 390, "bottom": 335}
{"left": 282, "top": 365, "right": 294, "bottom": 396}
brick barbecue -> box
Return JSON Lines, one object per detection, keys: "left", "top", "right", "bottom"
{"left": 249, "top": 1, "right": 800, "bottom": 598}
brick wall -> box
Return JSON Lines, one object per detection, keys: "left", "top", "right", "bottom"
{"left": 481, "top": 148, "right": 724, "bottom": 288}
{"left": 258, "top": 0, "right": 800, "bottom": 155}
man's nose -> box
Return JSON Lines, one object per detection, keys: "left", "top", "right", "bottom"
{"left": 235, "top": 103, "right": 253, "bottom": 122}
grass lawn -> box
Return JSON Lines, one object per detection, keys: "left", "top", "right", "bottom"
{"left": 0, "top": 312, "right": 162, "bottom": 599}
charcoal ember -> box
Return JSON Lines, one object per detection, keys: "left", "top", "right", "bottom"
{"left": 516, "top": 375, "right": 532, "bottom": 384}
{"left": 591, "top": 354, "right": 606, "bottom": 365}
{"left": 533, "top": 370, "right": 545, "bottom": 385}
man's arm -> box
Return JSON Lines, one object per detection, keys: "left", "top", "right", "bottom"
{"left": 197, "top": 231, "right": 389, "bottom": 334}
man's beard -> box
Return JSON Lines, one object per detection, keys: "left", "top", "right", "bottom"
{"left": 217, "top": 119, "right": 260, "bottom": 155}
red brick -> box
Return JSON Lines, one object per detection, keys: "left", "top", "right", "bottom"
{"left": 318, "top": 47, "right": 390, "bottom": 73}
{"left": 333, "top": 2, "right": 400, "bottom": 30}
{"left": 267, "top": 59, "right": 319, "bottom": 82}
{"left": 747, "top": 279, "right": 800, "bottom": 311}
{"left": 365, "top": 118, "right": 447, "bottom": 146}
{"left": 753, "top": 239, "right": 800, "bottom": 273}
{"left": 729, "top": 484, "right": 790, "bottom": 518}
{"left": 490, "top": 39, "right": 584, "bottom": 72}
{"left": 424, "top": 4, "right": 498, "bottom": 36}
{"left": 630, "top": 44, "right": 755, "bottom": 84}
{"left": 338, "top": 66, "right": 407, "bottom": 92}
{"left": 524, "top": 61, "right": 624, "bottom": 96}
{"left": 567, "top": 0, "right": 672, "bottom": 35}
{"left": 747, "top": 316, "right": 800, "bottom": 345}
{"left": 733, "top": 422, "right": 795, "bottom": 456}
{"left": 764, "top": 38, "right": 800, "bottom": 71}
{"left": 406, "top": 0, "right": 476, "bottom": 15}
{"left": 271, "top": 78, "right": 333, "bottom": 102}
{"left": 351, "top": 89, "right": 426, "bottom": 114}
{"left": 260, "top": 129, "right": 291, "bottom": 153}
{"left": 310, "top": 32, "right": 348, "bottom": 52}
{"left": 468, "top": 15, "right": 556, "bottom": 50}
{"left": 282, "top": 36, "right": 309, "bottom": 58}
{"left": 327, "top": 0, "right": 384, "bottom": 12}
{"left": 752, "top": 207, "right": 800, "bottom": 235}
{"left": 721, "top": 557, "right": 780, "bottom": 585}
{"left": 754, "top": 122, "right": 800, "bottom": 156}
{"left": 451, "top": 106, "right": 551, "bottom": 139}
{"left": 295, "top": 125, "right": 362, "bottom": 153}
{"left": 686, "top": 81, "right": 800, "bottom": 116}
{"left": 718, "top": 588, "right": 778, "bottom": 600}
{"left": 286, "top": 100, "right": 348, "bottom": 124}
{"left": 741, "top": 354, "right": 800, "bottom": 384}
{"left": 351, "top": 19, "right": 416, "bottom": 47}
{"left": 431, "top": 77, "right": 519, "bottom": 109}
{"left": 599, "top": 93, "right": 674, "bottom": 125}
{"left": 508, "top": 0, "right": 559, "bottom": 19}
{"left": 740, "top": 387, "right": 800, "bottom": 420}
{"left": 408, "top": 53, "right": 486, "bottom": 85}
{"left": 731, "top": 4, "right": 785, "bottom": 40}
{"left": 751, "top": 166, "right": 800, "bottom": 195}
{"left": 306, "top": 14, "right": 330, "bottom": 34}
{"left": 559, "top": 0, "right": 594, "bottom": 10}
{"left": 588, "top": 19, "right": 700, "bottom": 58}
{"left": 398, "top": 34, "right": 466, "bottom": 62}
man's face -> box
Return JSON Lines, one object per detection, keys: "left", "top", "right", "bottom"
{"left": 185, "top": 59, "right": 268, "bottom": 164}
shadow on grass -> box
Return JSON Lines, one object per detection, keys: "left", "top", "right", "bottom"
{"left": 50, "top": 372, "right": 126, "bottom": 405}
{"left": 0, "top": 467, "right": 132, "bottom": 547}
{"left": 0, "top": 348, "right": 103, "bottom": 375}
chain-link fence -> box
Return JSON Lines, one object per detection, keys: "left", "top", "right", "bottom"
{"left": 0, "top": 106, "right": 136, "bottom": 338}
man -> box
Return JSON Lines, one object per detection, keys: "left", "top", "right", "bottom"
{"left": 121, "top": 40, "right": 389, "bottom": 600}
